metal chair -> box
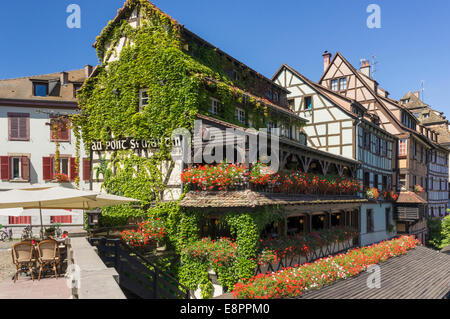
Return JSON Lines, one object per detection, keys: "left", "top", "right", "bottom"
{"left": 36, "top": 240, "right": 61, "bottom": 280}
{"left": 11, "top": 241, "right": 36, "bottom": 283}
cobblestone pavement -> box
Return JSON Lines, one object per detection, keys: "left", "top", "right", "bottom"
{"left": 0, "top": 248, "right": 15, "bottom": 282}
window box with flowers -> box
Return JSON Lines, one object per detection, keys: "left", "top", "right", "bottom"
{"left": 366, "top": 187, "right": 380, "bottom": 200}
{"left": 414, "top": 185, "right": 424, "bottom": 194}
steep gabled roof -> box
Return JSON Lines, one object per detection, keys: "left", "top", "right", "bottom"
{"left": 274, "top": 64, "right": 397, "bottom": 139}
{"left": 400, "top": 91, "right": 429, "bottom": 109}
{"left": 320, "top": 52, "right": 436, "bottom": 146}
{"left": 94, "top": 0, "right": 288, "bottom": 94}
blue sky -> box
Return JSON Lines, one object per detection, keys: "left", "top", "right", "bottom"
{"left": 1, "top": 0, "right": 449, "bottom": 114}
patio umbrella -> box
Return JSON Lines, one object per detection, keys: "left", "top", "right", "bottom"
{"left": 0, "top": 184, "right": 140, "bottom": 236}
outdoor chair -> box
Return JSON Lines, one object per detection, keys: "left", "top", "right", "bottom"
{"left": 11, "top": 241, "right": 36, "bottom": 283}
{"left": 36, "top": 240, "right": 61, "bottom": 280}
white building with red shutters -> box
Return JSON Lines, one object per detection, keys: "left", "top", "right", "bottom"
{"left": 0, "top": 67, "right": 92, "bottom": 237}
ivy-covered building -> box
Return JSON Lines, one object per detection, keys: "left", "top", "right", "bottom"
{"left": 77, "top": 0, "right": 369, "bottom": 297}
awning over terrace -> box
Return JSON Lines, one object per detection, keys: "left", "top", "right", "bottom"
{"left": 298, "top": 246, "right": 450, "bottom": 299}
{"left": 179, "top": 190, "right": 367, "bottom": 209}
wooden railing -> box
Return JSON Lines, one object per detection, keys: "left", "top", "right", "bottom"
{"left": 89, "top": 238, "right": 192, "bottom": 299}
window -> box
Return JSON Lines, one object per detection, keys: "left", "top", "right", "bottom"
{"left": 374, "top": 174, "right": 379, "bottom": 189}
{"left": 331, "top": 79, "right": 338, "bottom": 91}
{"left": 33, "top": 82, "right": 48, "bottom": 97}
{"left": 363, "top": 172, "right": 370, "bottom": 189}
{"left": 304, "top": 96, "right": 312, "bottom": 110}
{"left": 288, "top": 99, "right": 295, "bottom": 110}
{"left": 399, "top": 174, "right": 406, "bottom": 188}
{"left": 11, "top": 157, "right": 21, "bottom": 180}
{"left": 50, "top": 117, "right": 70, "bottom": 142}
{"left": 363, "top": 131, "right": 371, "bottom": 150}
{"left": 399, "top": 139, "right": 407, "bottom": 156}
{"left": 139, "top": 89, "right": 149, "bottom": 111}
{"left": 0, "top": 156, "right": 30, "bottom": 181}
{"left": 209, "top": 97, "right": 220, "bottom": 115}
{"left": 235, "top": 107, "right": 245, "bottom": 124}
{"left": 366, "top": 209, "right": 374, "bottom": 233}
{"left": 385, "top": 208, "right": 391, "bottom": 230}
{"left": 265, "top": 90, "right": 272, "bottom": 100}
{"left": 9, "top": 216, "right": 31, "bottom": 225}
{"left": 374, "top": 137, "right": 380, "bottom": 155}
{"left": 339, "top": 78, "right": 347, "bottom": 90}
{"left": 50, "top": 215, "right": 72, "bottom": 224}
{"left": 52, "top": 157, "right": 69, "bottom": 176}
{"left": 273, "top": 92, "right": 279, "bottom": 102}
{"left": 73, "top": 84, "right": 82, "bottom": 98}
{"left": 382, "top": 175, "right": 387, "bottom": 190}
{"left": 8, "top": 113, "right": 29, "bottom": 141}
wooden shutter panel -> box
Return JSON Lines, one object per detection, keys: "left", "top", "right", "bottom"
{"left": 19, "top": 117, "right": 28, "bottom": 139}
{"left": 10, "top": 117, "right": 19, "bottom": 139}
{"left": 43, "top": 157, "right": 52, "bottom": 181}
{"left": 83, "top": 158, "right": 91, "bottom": 181}
{"left": 21, "top": 156, "right": 30, "bottom": 181}
{"left": 0, "top": 156, "right": 9, "bottom": 180}
{"left": 70, "top": 157, "right": 78, "bottom": 181}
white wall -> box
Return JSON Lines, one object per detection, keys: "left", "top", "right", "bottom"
{"left": 360, "top": 203, "right": 395, "bottom": 246}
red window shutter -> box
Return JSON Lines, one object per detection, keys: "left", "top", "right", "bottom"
{"left": 21, "top": 156, "right": 30, "bottom": 181}
{"left": 9, "top": 216, "right": 31, "bottom": 225}
{"left": 61, "top": 120, "right": 70, "bottom": 141}
{"left": 19, "top": 117, "right": 28, "bottom": 139}
{"left": 70, "top": 157, "right": 78, "bottom": 181}
{"left": 10, "top": 117, "right": 19, "bottom": 139}
{"left": 83, "top": 158, "right": 91, "bottom": 181}
{"left": 0, "top": 156, "right": 10, "bottom": 180}
{"left": 51, "top": 215, "right": 72, "bottom": 224}
{"left": 43, "top": 157, "right": 52, "bottom": 181}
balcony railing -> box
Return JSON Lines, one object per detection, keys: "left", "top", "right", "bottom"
{"left": 395, "top": 207, "right": 421, "bottom": 221}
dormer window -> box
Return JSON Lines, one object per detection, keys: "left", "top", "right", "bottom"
{"left": 33, "top": 82, "right": 48, "bottom": 97}
{"left": 73, "top": 84, "right": 82, "bottom": 98}
{"left": 273, "top": 92, "right": 279, "bottom": 102}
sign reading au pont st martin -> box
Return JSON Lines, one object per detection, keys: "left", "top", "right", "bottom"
{"left": 91, "top": 137, "right": 179, "bottom": 152}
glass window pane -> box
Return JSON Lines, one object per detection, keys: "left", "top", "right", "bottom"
{"left": 34, "top": 83, "right": 48, "bottom": 97}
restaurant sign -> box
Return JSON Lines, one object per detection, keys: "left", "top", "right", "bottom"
{"left": 91, "top": 137, "right": 180, "bottom": 152}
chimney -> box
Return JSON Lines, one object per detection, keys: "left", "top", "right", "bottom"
{"left": 360, "top": 60, "right": 371, "bottom": 77}
{"left": 84, "top": 65, "right": 93, "bottom": 78}
{"left": 322, "top": 51, "right": 332, "bottom": 72}
{"left": 60, "top": 72, "right": 69, "bottom": 86}
{"left": 413, "top": 90, "right": 420, "bottom": 98}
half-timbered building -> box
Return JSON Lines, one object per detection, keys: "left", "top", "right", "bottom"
{"left": 400, "top": 92, "right": 450, "bottom": 217}
{"left": 273, "top": 64, "right": 397, "bottom": 245}
{"left": 316, "top": 51, "right": 442, "bottom": 243}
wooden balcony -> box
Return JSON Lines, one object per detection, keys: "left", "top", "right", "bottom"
{"left": 394, "top": 207, "right": 422, "bottom": 221}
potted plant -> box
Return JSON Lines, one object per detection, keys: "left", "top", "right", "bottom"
{"left": 414, "top": 185, "right": 423, "bottom": 193}
{"left": 366, "top": 187, "right": 380, "bottom": 200}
